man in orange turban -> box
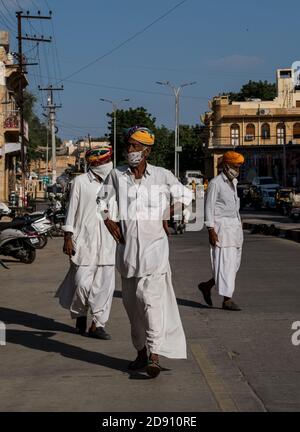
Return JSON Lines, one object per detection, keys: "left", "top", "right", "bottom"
{"left": 198, "top": 151, "right": 245, "bottom": 311}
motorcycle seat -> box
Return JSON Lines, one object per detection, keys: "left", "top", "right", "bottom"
{"left": 0, "top": 220, "right": 26, "bottom": 231}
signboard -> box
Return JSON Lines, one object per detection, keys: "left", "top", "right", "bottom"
{"left": 41, "top": 176, "right": 50, "bottom": 185}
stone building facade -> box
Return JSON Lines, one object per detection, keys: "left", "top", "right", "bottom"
{"left": 203, "top": 67, "right": 300, "bottom": 186}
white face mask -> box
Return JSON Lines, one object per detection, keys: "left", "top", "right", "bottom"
{"left": 90, "top": 161, "right": 113, "bottom": 179}
{"left": 224, "top": 164, "right": 239, "bottom": 181}
{"left": 125, "top": 149, "right": 146, "bottom": 167}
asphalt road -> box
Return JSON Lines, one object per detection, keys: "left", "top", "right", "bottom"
{"left": 1, "top": 229, "right": 300, "bottom": 412}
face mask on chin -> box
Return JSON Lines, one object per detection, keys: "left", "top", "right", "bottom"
{"left": 224, "top": 164, "right": 240, "bottom": 181}
{"left": 90, "top": 161, "right": 113, "bottom": 179}
{"left": 125, "top": 149, "right": 146, "bottom": 168}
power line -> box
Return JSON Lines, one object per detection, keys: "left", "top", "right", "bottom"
{"left": 28, "top": 72, "right": 209, "bottom": 101}
{"left": 58, "top": 0, "right": 189, "bottom": 83}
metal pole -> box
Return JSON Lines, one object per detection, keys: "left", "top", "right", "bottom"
{"left": 83, "top": 138, "right": 87, "bottom": 173}
{"left": 176, "top": 89, "right": 180, "bottom": 178}
{"left": 50, "top": 106, "right": 56, "bottom": 184}
{"left": 113, "top": 105, "right": 117, "bottom": 168}
{"left": 174, "top": 89, "right": 178, "bottom": 177}
{"left": 99, "top": 98, "right": 129, "bottom": 168}
{"left": 17, "top": 12, "right": 26, "bottom": 205}
{"left": 77, "top": 141, "right": 80, "bottom": 172}
{"left": 46, "top": 117, "right": 49, "bottom": 176}
{"left": 156, "top": 81, "right": 196, "bottom": 178}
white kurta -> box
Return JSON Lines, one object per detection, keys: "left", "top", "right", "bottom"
{"left": 56, "top": 170, "right": 116, "bottom": 326}
{"left": 63, "top": 171, "right": 116, "bottom": 266}
{"left": 99, "top": 163, "right": 192, "bottom": 357}
{"left": 205, "top": 172, "right": 243, "bottom": 297}
{"left": 122, "top": 267, "right": 187, "bottom": 358}
{"left": 100, "top": 164, "right": 192, "bottom": 278}
{"left": 57, "top": 264, "right": 115, "bottom": 327}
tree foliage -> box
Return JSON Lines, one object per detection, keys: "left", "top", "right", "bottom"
{"left": 106, "top": 107, "right": 205, "bottom": 174}
{"left": 23, "top": 90, "right": 61, "bottom": 161}
{"left": 227, "top": 80, "right": 276, "bottom": 102}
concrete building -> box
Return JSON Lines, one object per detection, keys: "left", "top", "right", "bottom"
{"left": 0, "top": 31, "right": 29, "bottom": 203}
{"left": 203, "top": 66, "right": 300, "bottom": 186}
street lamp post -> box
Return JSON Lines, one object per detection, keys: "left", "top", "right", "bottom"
{"left": 100, "top": 98, "right": 130, "bottom": 167}
{"left": 156, "top": 81, "right": 196, "bottom": 178}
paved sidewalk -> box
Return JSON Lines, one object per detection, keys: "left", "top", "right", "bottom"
{"left": 1, "top": 231, "right": 300, "bottom": 411}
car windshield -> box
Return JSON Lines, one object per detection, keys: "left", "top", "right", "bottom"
{"left": 260, "top": 178, "right": 275, "bottom": 185}
{"left": 268, "top": 191, "right": 276, "bottom": 197}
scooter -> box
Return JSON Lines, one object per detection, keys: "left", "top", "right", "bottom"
{"left": 0, "top": 202, "right": 11, "bottom": 220}
{"left": 0, "top": 225, "right": 36, "bottom": 265}
{"left": 12, "top": 213, "right": 53, "bottom": 249}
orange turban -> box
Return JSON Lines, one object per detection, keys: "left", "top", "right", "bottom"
{"left": 222, "top": 151, "right": 244, "bottom": 165}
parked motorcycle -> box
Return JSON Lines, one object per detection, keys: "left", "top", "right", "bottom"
{"left": 0, "top": 202, "right": 11, "bottom": 220}
{"left": 0, "top": 224, "right": 36, "bottom": 265}
{"left": 12, "top": 213, "right": 53, "bottom": 249}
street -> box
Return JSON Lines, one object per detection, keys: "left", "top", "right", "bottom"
{"left": 1, "top": 229, "right": 300, "bottom": 412}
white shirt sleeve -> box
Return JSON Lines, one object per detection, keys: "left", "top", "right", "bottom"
{"left": 97, "top": 171, "right": 119, "bottom": 222}
{"left": 63, "top": 179, "right": 80, "bottom": 233}
{"left": 204, "top": 180, "right": 218, "bottom": 228}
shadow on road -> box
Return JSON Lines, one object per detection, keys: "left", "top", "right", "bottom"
{"left": 0, "top": 307, "right": 74, "bottom": 333}
{"left": 0, "top": 307, "right": 158, "bottom": 379}
{"left": 114, "top": 289, "right": 210, "bottom": 310}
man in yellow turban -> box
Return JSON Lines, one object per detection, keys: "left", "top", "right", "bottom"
{"left": 98, "top": 125, "right": 193, "bottom": 378}
{"left": 198, "top": 151, "right": 245, "bottom": 311}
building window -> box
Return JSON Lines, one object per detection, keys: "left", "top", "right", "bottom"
{"left": 231, "top": 124, "right": 240, "bottom": 147}
{"left": 293, "top": 123, "right": 300, "bottom": 139}
{"left": 261, "top": 123, "right": 270, "bottom": 139}
{"left": 245, "top": 123, "right": 255, "bottom": 141}
{"left": 277, "top": 123, "right": 286, "bottom": 145}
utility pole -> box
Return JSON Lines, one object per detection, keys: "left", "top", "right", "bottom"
{"left": 156, "top": 81, "right": 196, "bottom": 178}
{"left": 15, "top": 10, "right": 52, "bottom": 205}
{"left": 99, "top": 98, "right": 130, "bottom": 167}
{"left": 40, "top": 85, "right": 63, "bottom": 184}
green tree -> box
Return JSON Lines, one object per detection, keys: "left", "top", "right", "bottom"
{"left": 178, "top": 124, "right": 205, "bottom": 173}
{"left": 106, "top": 107, "right": 156, "bottom": 164}
{"left": 149, "top": 125, "right": 173, "bottom": 169}
{"left": 105, "top": 106, "right": 205, "bottom": 173}
{"left": 227, "top": 80, "right": 276, "bottom": 102}
{"left": 23, "top": 91, "right": 61, "bottom": 161}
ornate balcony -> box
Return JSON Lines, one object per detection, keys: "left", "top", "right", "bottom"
{"left": 3, "top": 111, "right": 20, "bottom": 133}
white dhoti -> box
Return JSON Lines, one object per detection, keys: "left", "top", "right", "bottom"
{"left": 121, "top": 266, "right": 186, "bottom": 359}
{"left": 210, "top": 246, "right": 242, "bottom": 298}
{"left": 56, "top": 264, "right": 115, "bottom": 327}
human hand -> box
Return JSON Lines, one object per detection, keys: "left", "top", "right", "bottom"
{"left": 208, "top": 228, "right": 219, "bottom": 247}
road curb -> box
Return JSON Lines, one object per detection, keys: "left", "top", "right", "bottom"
{"left": 243, "top": 221, "right": 300, "bottom": 244}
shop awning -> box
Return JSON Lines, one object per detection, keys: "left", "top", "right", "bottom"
{"left": 0, "top": 142, "right": 22, "bottom": 156}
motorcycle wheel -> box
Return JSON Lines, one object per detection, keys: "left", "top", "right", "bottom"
{"left": 35, "top": 235, "right": 48, "bottom": 249}
{"left": 19, "top": 246, "right": 36, "bottom": 264}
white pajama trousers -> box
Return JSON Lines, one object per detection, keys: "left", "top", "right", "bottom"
{"left": 121, "top": 268, "right": 186, "bottom": 359}
{"left": 56, "top": 264, "right": 115, "bottom": 328}
{"left": 210, "top": 246, "right": 242, "bottom": 298}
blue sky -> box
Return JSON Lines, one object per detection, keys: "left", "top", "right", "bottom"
{"left": 0, "top": 0, "right": 299, "bottom": 140}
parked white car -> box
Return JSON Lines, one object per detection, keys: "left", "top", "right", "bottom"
{"left": 252, "top": 176, "right": 280, "bottom": 190}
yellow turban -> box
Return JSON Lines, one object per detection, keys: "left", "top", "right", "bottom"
{"left": 223, "top": 151, "right": 245, "bottom": 165}
{"left": 126, "top": 126, "right": 155, "bottom": 146}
